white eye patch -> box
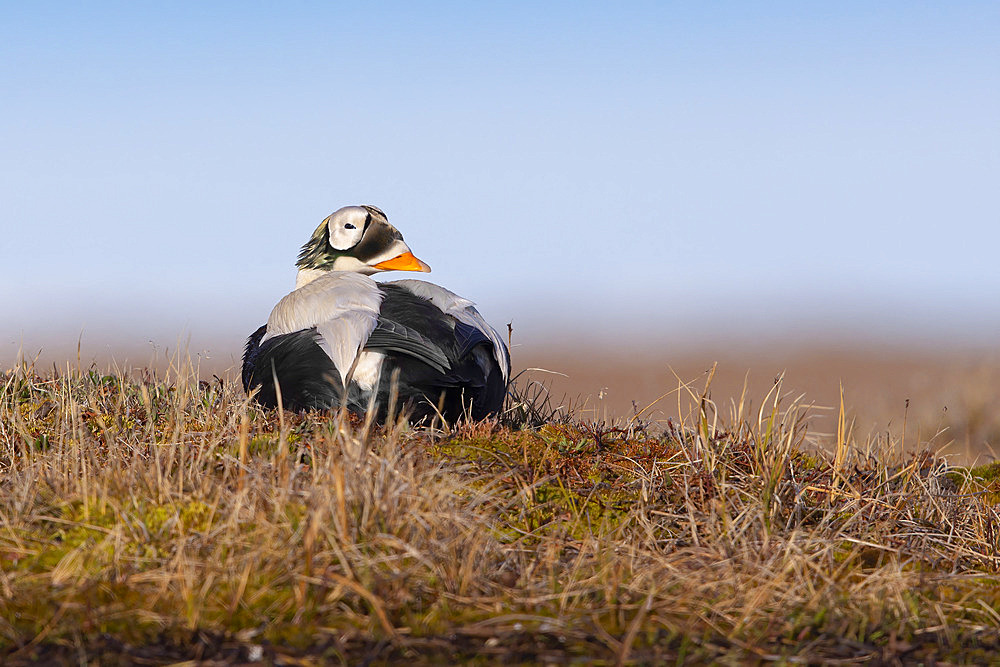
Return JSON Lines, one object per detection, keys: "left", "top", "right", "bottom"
{"left": 326, "top": 209, "right": 368, "bottom": 250}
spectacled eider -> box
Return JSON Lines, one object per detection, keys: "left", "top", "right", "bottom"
{"left": 241, "top": 205, "right": 510, "bottom": 422}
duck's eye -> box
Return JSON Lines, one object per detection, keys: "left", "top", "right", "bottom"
{"left": 345, "top": 223, "right": 356, "bottom": 230}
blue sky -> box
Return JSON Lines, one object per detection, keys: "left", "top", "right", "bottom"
{"left": 2, "top": 2, "right": 998, "bottom": 362}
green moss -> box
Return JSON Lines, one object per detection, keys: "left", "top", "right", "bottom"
{"left": 144, "top": 504, "right": 175, "bottom": 534}
{"left": 793, "top": 451, "right": 824, "bottom": 470}
{"left": 179, "top": 500, "right": 212, "bottom": 532}
{"left": 139, "top": 499, "right": 215, "bottom": 536}
{"left": 248, "top": 435, "right": 280, "bottom": 456}
{"left": 968, "top": 461, "right": 1000, "bottom": 482}
{"left": 948, "top": 461, "right": 1000, "bottom": 504}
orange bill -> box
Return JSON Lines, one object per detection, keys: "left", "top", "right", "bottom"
{"left": 373, "top": 251, "right": 431, "bottom": 272}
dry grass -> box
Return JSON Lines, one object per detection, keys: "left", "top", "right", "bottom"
{"left": 2, "top": 354, "right": 1000, "bottom": 664}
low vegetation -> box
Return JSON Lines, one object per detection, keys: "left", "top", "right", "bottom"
{"left": 2, "top": 355, "right": 1000, "bottom": 664}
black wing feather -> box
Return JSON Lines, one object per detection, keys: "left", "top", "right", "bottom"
{"left": 363, "top": 318, "right": 451, "bottom": 374}
{"left": 242, "top": 326, "right": 344, "bottom": 411}
{"left": 453, "top": 320, "right": 492, "bottom": 361}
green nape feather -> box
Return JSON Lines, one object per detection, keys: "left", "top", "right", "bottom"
{"left": 295, "top": 216, "right": 342, "bottom": 270}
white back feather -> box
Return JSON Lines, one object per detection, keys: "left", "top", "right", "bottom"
{"left": 264, "top": 272, "right": 384, "bottom": 384}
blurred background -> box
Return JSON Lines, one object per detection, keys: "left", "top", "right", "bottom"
{"left": 2, "top": 3, "right": 998, "bottom": 457}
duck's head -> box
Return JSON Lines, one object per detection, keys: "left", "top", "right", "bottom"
{"left": 295, "top": 205, "right": 431, "bottom": 286}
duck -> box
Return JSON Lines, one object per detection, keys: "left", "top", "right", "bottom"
{"left": 241, "top": 205, "right": 510, "bottom": 423}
